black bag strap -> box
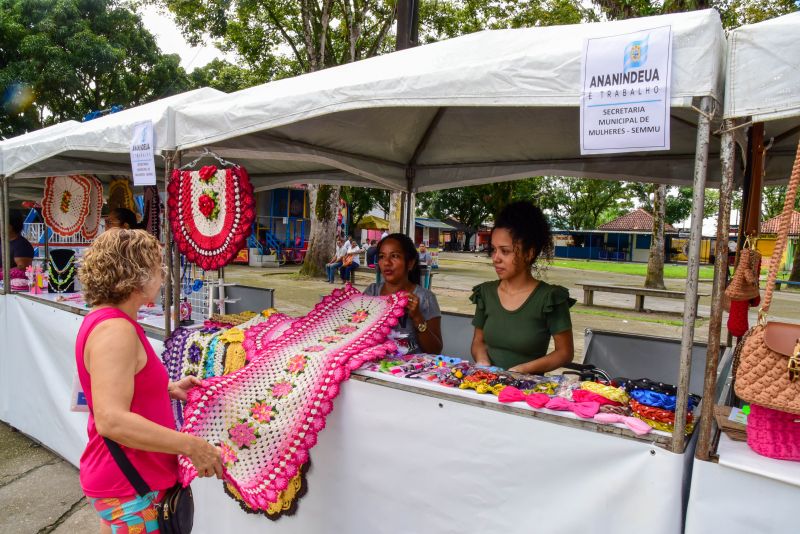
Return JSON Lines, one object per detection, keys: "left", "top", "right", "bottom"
{"left": 88, "top": 404, "right": 152, "bottom": 497}
{"left": 101, "top": 437, "right": 153, "bottom": 497}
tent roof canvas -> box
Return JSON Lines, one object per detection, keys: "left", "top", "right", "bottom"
{"left": 172, "top": 9, "right": 726, "bottom": 192}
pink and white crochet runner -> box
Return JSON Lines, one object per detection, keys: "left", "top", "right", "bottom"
{"left": 178, "top": 286, "right": 407, "bottom": 511}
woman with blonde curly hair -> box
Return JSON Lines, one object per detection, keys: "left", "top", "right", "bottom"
{"left": 76, "top": 229, "right": 221, "bottom": 534}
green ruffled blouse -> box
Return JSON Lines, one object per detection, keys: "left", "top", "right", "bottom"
{"left": 470, "top": 280, "right": 575, "bottom": 370}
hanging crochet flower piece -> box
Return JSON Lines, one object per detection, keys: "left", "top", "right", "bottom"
{"left": 82, "top": 175, "right": 104, "bottom": 240}
{"left": 178, "top": 286, "right": 407, "bottom": 512}
{"left": 42, "top": 175, "right": 92, "bottom": 237}
{"left": 168, "top": 164, "right": 256, "bottom": 270}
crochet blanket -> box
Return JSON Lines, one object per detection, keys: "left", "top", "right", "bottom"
{"left": 178, "top": 286, "right": 406, "bottom": 511}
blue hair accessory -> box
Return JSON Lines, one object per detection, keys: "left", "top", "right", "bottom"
{"left": 630, "top": 389, "right": 699, "bottom": 411}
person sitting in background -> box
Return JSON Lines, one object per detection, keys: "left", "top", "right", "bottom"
{"left": 106, "top": 208, "right": 141, "bottom": 230}
{"left": 340, "top": 236, "right": 362, "bottom": 283}
{"left": 365, "top": 240, "right": 378, "bottom": 268}
{"left": 325, "top": 236, "right": 349, "bottom": 283}
{"left": 1, "top": 210, "right": 35, "bottom": 270}
{"left": 417, "top": 243, "right": 432, "bottom": 268}
{"left": 470, "top": 201, "right": 575, "bottom": 373}
{"left": 364, "top": 233, "right": 443, "bottom": 354}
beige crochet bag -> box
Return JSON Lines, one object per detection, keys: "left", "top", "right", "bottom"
{"left": 734, "top": 139, "right": 800, "bottom": 414}
{"left": 725, "top": 246, "right": 761, "bottom": 301}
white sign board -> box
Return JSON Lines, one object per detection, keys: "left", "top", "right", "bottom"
{"left": 130, "top": 121, "right": 157, "bottom": 186}
{"left": 580, "top": 26, "right": 672, "bottom": 155}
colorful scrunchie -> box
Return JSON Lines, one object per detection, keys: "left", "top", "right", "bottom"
{"left": 593, "top": 413, "right": 652, "bottom": 435}
{"left": 543, "top": 396, "right": 600, "bottom": 419}
{"left": 572, "top": 389, "right": 622, "bottom": 406}
{"left": 630, "top": 399, "right": 693, "bottom": 424}
{"left": 633, "top": 413, "right": 695, "bottom": 434}
{"left": 630, "top": 389, "right": 698, "bottom": 411}
{"left": 497, "top": 386, "right": 550, "bottom": 408}
{"left": 459, "top": 380, "right": 506, "bottom": 395}
{"left": 580, "top": 381, "right": 630, "bottom": 405}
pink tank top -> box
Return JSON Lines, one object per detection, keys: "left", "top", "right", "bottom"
{"left": 76, "top": 307, "right": 178, "bottom": 497}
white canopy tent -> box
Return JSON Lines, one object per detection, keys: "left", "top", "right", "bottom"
{"left": 723, "top": 11, "right": 800, "bottom": 185}
{"left": 172, "top": 9, "right": 726, "bottom": 193}
{"left": 0, "top": 88, "right": 224, "bottom": 193}
{"left": 688, "top": 11, "right": 800, "bottom": 534}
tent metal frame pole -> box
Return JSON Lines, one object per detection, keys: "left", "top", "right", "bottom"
{"left": 696, "top": 119, "right": 738, "bottom": 461}
{"left": 0, "top": 175, "right": 8, "bottom": 295}
{"left": 172, "top": 151, "right": 183, "bottom": 329}
{"left": 163, "top": 151, "right": 175, "bottom": 337}
{"left": 672, "top": 96, "right": 713, "bottom": 453}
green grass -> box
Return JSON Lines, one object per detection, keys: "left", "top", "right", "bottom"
{"left": 552, "top": 259, "right": 716, "bottom": 279}
{"left": 571, "top": 307, "right": 689, "bottom": 327}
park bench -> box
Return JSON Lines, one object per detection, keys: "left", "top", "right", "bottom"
{"left": 775, "top": 279, "right": 800, "bottom": 291}
{"left": 577, "top": 283, "right": 708, "bottom": 312}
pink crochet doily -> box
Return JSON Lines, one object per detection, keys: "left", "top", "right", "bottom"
{"left": 41, "top": 175, "right": 91, "bottom": 237}
{"left": 178, "top": 286, "right": 406, "bottom": 510}
{"left": 167, "top": 165, "right": 255, "bottom": 270}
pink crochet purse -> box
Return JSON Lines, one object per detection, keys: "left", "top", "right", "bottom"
{"left": 734, "top": 139, "right": 800, "bottom": 460}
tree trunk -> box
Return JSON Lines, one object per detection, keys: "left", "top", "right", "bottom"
{"left": 790, "top": 240, "right": 800, "bottom": 282}
{"left": 300, "top": 184, "right": 340, "bottom": 277}
{"left": 388, "top": 191, "right": 403, "bottom": 233}
{"left": 645, "top": 183, "right": 667, "bottom": 289}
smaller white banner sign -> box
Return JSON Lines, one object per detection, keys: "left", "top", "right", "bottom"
{"left": 130, "top": 121, "right": 156, "bottom": 186}
{"left": 580, "top": 25, "right": 672, "bottom": 155}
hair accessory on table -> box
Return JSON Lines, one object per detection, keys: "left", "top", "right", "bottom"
{"left": 599, "top": 404, "right": 633, "bottom": 416}
{"left": 544, "top": 396, "right": 600, "bottom": 419}
{"left": 497, "top": 386, "right": 550, "bottom": 408}
{"left": 633, "top": 413, "right": 695, "bottom": 434}
{"left": 629, "top": 389, "right": 699, "bottom": 411}
{"left": 580, "top": 381, "right": 630, "bottom": 404}
{"left": 630, "top": 399, "right": 693, "bottom": 424}
{"left": 572, "top": 389, "right": 622, "bottom": 406}
{"left": 615, "top": 378, "right": 677, "bottom": 396}
{"left": 593, "top": 413, "right": 653, "bottom": 435}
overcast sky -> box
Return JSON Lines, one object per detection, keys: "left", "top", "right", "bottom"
{"left": 138, "top": 6, "right": 227, "bottom": 72}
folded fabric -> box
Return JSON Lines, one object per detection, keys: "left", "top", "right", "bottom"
{"left": 593, "top": 413, "right": 652, "bottom": 435}
{"left": 572, "top": 389, "right": 622, "bottom": 406}
{"left": 497, "top": 386, "right": 550, "bottom": 408}
{"left": 544, "top": 396, "right": 600, "bottom": 419}
{"left": 633, "top": 413, "right": 696, "bottom": 435}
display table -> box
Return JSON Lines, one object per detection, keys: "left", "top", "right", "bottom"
{"left": 684, "top": 434, "right": 800, "bottom": 534}
{"left": 0, "top": 292, "right": 695, "bottom": 534}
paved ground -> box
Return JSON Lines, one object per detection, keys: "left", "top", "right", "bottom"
{"left": 3, "top": 253, "right": 798, "bottom": 532}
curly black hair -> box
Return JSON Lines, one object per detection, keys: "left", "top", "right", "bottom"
{"left": 377, "top": 233, "right": 422, "bottom": 285}
{"left": 492, "top": 201, "right": 554, "bottom": 268}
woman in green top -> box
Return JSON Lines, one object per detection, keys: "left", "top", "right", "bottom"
{"left": 470, "top": 201, "right": 575, "bottom": 373}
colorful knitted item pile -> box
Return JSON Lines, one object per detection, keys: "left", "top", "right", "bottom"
{"left": 177, "top": 286, "right": 406, "bottom": 511}
{"left": 168, "top": 165, "right": 256, "bottom": 270}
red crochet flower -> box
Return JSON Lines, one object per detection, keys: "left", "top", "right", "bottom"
{"left": 197, "top": 193, "right": 217, "bottom": 219}
{"left": 198, "top": 165, "right": 217, "bottom": 182}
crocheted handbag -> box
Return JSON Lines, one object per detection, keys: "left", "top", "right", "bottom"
{"left": 167, "top": 165, "right": 255, "bottom": 271}
{"left": 734, "top": 138, "right": 800, "bottom": 417}
{"left": 177, "top": 286, "right": 406, "bottom": 511}
{"left": 724, "top": 247, "right": 761, "bottom": 301}
{"left": 746, "top": 403, "right": 800, "bottom": 461}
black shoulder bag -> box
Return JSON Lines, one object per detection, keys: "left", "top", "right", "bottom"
{"left": 102, "top": 437, "right": 194, "bottom": 533}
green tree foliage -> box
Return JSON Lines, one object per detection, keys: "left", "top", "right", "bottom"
{"left": 762, "top": 185, "right": 800, "bottom": 220}
{"left": 188, "top": 59, "right": 261, "bottom": 93}
{"left": 535, "top": 178, "right": 630, "bottom": 230}
{"left": 341, "top": 186, "right": 389, "bottom": 227}
{"left": 0, "top": 0, "right": 190, "bottom": 138}
{"left": 627, "top": 184, "right": 719, "bottom": 225}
